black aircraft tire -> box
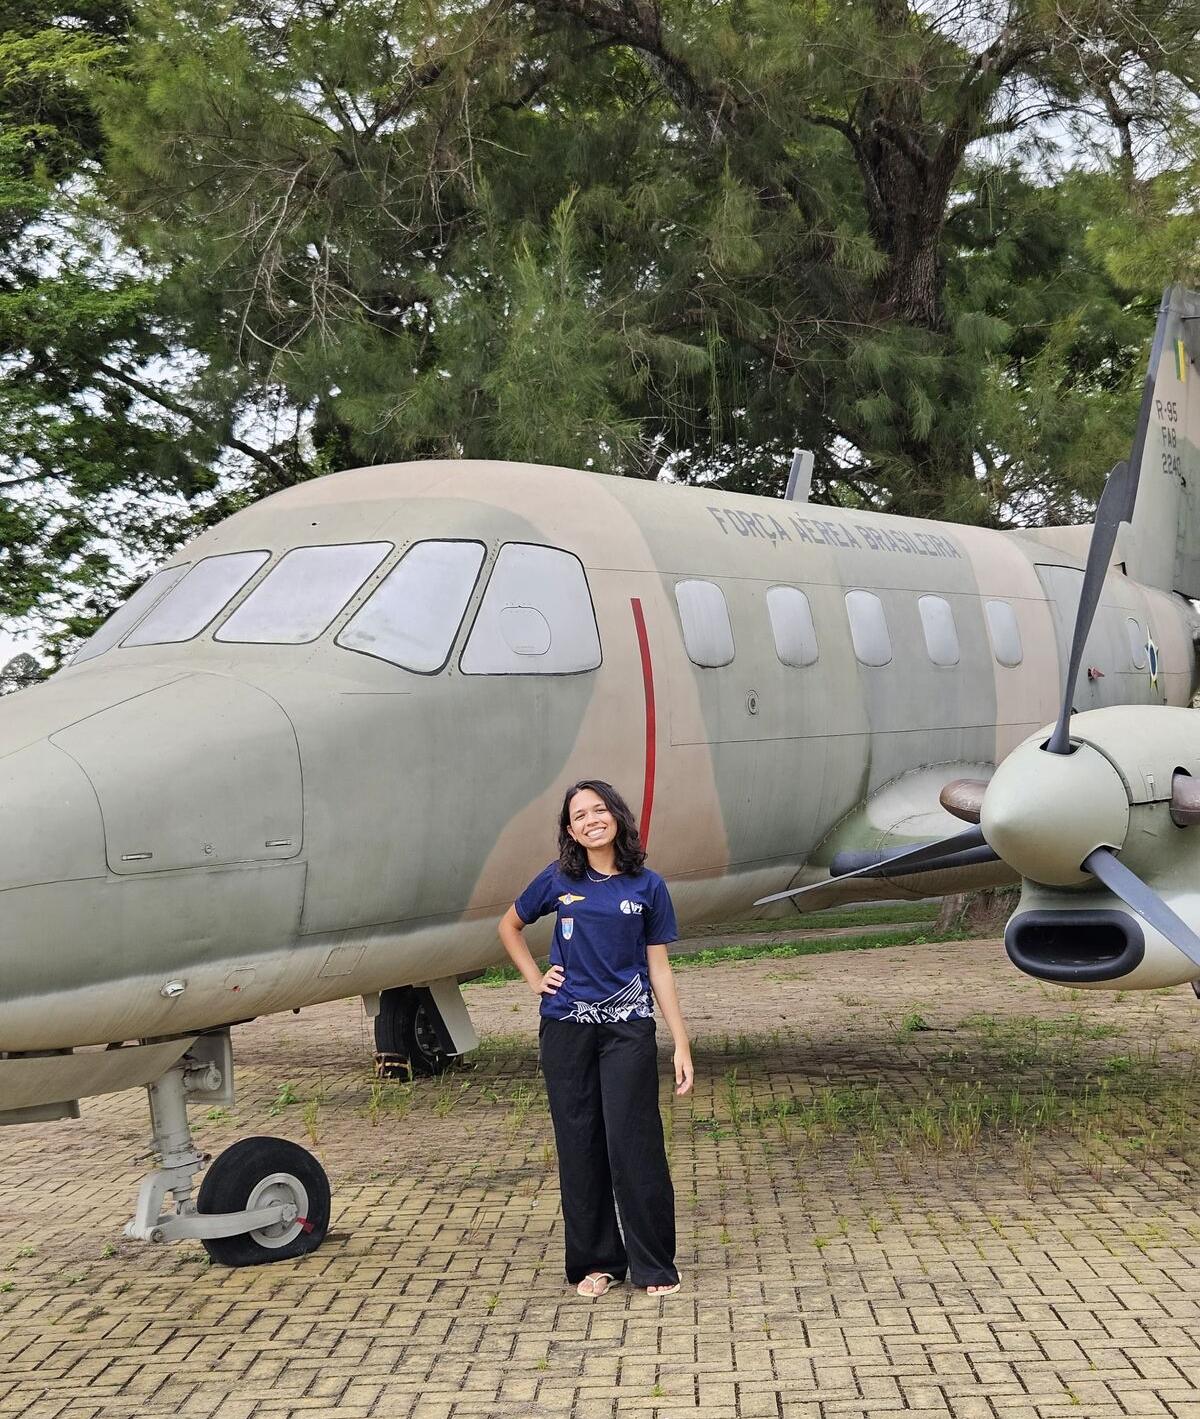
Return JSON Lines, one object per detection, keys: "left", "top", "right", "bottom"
{"left": 374, "top": 986, "right": 455, "bottom": 1078}
{"left": 196, "top": 1136, "right": 330, "bottom": 1267}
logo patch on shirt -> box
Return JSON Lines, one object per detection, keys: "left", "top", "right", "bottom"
{"left": 620, "top": 900, "right": 643, "bottom": 915}
{"left": 558, "top": 893, "right": 586, "bottom": 905}
{"left": 561, "top": 918, "right": 574, "bottom": 940}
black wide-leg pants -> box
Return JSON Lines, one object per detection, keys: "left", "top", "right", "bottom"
{"left": 539, "top": 1014, "right": 678, "bottom": 1288}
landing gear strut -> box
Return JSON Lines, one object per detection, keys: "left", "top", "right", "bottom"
{"left": 125, "top": 1030, "right": 330, "bottom": 1266}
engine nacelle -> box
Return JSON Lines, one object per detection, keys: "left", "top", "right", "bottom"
{"left": 1005, "top": 880, "right": 1200, "bottom": 989}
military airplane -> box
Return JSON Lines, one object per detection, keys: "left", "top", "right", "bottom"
{"left": 2, "top": 287, "right": 1199, "bottom": 1267}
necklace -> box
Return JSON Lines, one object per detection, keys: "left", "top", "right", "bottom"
{"left": 585, "top": 865, "right": 615, "bottom": 883}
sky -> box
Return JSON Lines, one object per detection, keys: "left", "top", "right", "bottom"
{"left": 0, "top": 628, "right": 42, "bottom": 670}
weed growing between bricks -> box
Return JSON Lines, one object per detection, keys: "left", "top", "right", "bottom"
{"left": 8, "top": 958, "right": 1200, "bottom": 1419}
{"left": 681, "top": 1012, "right": 1200, "bottom": 1192}
{"left": 349, "top": 1007, "right": 1200, "bottom": 1198}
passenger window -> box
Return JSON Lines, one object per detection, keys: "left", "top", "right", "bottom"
{"left": 918, "top": 595, "right": 960, "bottom": 667}
{"left": 216, "top": 543, "right": 391, "bottom": 645}
{"left": 460, "top": 543, "right": 601, "bottom": 674}
{"left": 675, "top": 580, "right": 735, "bottom": 668}
{"left": 338, "top": 541, "right": 486, "bottom": 673}
{"left": 71, "top": 564, "right": 191, "bottom": 665}
{"left": 123, "top": 551, "right": 270, "bottom": 647}
{"left": 845, "top": 590, "right": 891, "bottom": 667}
{"left": 985, "top": 599, "right": 1023, "bottom": 667}
{"left": 1126, "top": 618, "right": 1147, "bottom": 670}
{"left": 766, "top": 586, "right": 818, "bottom": 667}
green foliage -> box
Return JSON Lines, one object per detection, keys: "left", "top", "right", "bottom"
{"left": 92, "top": 0, "right": 1199, "bottom": 529}
{"left": 469, "top": 922, "right": 967, "bottom": 984}
{"left": 0, "top": 0, "right": 310, "bottom": 655}
{"left": 669, "top": 927, "right": 966, "bottom": 970}
{"left": 5, "top": 0, "right": 1200, "bottom": 645}
{"left": 948, "top": 166, "right": 1158, "bottom": 521}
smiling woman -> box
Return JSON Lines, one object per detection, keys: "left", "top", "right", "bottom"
{"left": 497, "top": 779, "right": 693, "bottom": 1299}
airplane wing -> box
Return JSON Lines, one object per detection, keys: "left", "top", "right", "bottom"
{"left": 774, "top": 852, "right": 1016, "bottom": 912}
{"left": 772, "top": 763, "right": 1018, "bottom": 911}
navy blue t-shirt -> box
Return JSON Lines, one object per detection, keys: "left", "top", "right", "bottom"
{"left": 515, "top": 864, "right": 678, "bottom": 1023}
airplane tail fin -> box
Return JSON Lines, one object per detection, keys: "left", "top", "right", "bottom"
{"left": 1124, "top": 285, "right": 1200, "bottom": 598}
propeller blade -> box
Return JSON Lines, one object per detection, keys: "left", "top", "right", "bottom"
{"left": 755, "top": 825, "right": 990, "bottom": 907}
{"left": 1082, "top": 846, "right": 1200, "bottom": 972}
{"left": 831, "top": 829, "right": 993, "bottom": 876}
{"left": 1045, "top": 459, "right": 1135, "bottom": 755}
{"left": 843, "top": 843, "right": 1000, "bottom": 880}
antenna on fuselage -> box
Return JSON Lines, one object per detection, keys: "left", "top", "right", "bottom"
{"left": 784, "top": 449, "right": 814, "bottom": 502}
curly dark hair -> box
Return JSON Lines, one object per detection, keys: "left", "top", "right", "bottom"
{"left": 557, "top": 779, "right": 646, "bottom": 879}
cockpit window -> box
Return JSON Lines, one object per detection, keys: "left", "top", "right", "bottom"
{"left": 215, "top": 542, "right": 392, "bottom": 645}
{"left": 71, "top": 564, "right": 191, "bottom": 665}
{"left": 123, "top": 551, "right": 270, "bottom": 647}
{"left": 460, "top": 543, "right": 601, "bottom": 674}
{"left": 337, "top": 540, "right": 486, "bottom": 672}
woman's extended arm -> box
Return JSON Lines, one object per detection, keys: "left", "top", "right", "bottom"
{"left": 498, "top": 905, "right": 565, "bottom": 998}
{"left": 647, "top": 944, "right": 694, "bottom": 1095}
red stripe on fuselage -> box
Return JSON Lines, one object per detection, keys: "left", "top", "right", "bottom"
{"left": 630, "top": 598, "right": 656, "bottom": 850}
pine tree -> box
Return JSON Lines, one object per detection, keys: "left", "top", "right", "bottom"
{"left": 0, "top": 0, "right": 1183, "bottom": 656}
{"left": 0, "top": 652, "right": 43, "bottom": 694}
{"left": 95, "top": 0, "right": 1196, "bottom": 530}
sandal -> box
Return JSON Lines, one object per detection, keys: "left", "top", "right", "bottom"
{"left": 576, "top": 1272, "right": 617, "bottom": 1298}
{"left": 646, "top": 1275, "right": 682, "bottom": 1296}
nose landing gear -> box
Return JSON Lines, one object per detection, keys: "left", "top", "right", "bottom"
{"left": 125, "top": 1029, "right": 330, "bottom": 1266}
{"left": 195, "top": 1135, "right": 330, "bottom": 1266}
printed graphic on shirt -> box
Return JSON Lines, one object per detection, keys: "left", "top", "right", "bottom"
{"left": 558, "top": 893, "right": 586, "bottom": 905}
{"left": 565, "top": 975, "right": 653, "bottom": 1024}
{"left": 561, "top": 917, "right": 574, "bottom": 940}
{"left": 620, "top": 900, "right": 643, "bottom": 915}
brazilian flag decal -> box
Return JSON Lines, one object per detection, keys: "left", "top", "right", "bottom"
{"left": 1176, "top": 338, "right": 1188, "bottom": 383}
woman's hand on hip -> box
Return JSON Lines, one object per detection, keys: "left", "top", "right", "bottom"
{"left": 537, "top": 964, "right": 565, "bottom": 996}
{"left": 673, "top": 1045, "right": 694, "bottom": 1095}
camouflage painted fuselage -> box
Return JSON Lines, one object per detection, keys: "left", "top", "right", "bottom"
{"left": 1, "top": 451, "right": 1196, "bottom": 1054}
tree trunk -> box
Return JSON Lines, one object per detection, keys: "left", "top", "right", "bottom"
{"left": 935, "top": 889, "right": 1017, "bottom": 937}
{"left": 885, "top": 212, "right": 944, "bottom": 329}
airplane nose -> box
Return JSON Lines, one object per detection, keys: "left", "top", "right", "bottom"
{"left": 0, "top": 671, "right": 304, "bottom": 1050}
{"left": 48, "top": 672, "right": 302, "bottom": 875}
{"left": 0, "top": 739, "right": 105, "bottom": 894}
{"left": 0, "top": 739, "right": 107, "bottom": 1023}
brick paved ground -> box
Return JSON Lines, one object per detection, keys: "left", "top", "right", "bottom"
{"left": 3, "top": 935, "right": 1200, "bottom": 1418}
